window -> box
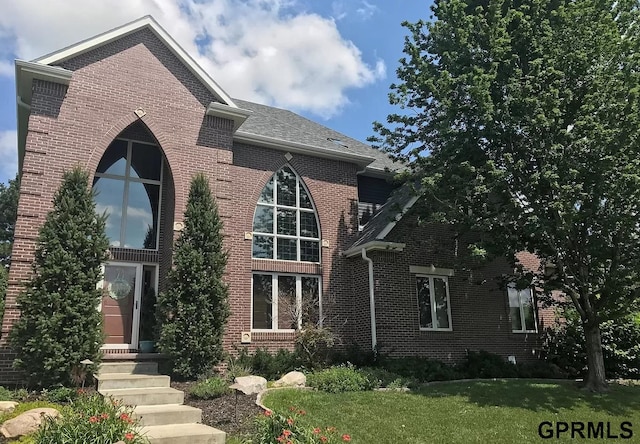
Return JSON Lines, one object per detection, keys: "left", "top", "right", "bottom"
{"left": 508, "top": 286, "right": 537, "bottom": 333}
{"left": 252, "top": 166, "right": 320, "bottom": 262}
{"left": 416, "top": 275, "right": 452, "bottom": 330}
{"left": 252, "top": 273, "right": 321, "bottom": 330}
{"left": 93, "top": 139, "right": 163, "bottom": 250}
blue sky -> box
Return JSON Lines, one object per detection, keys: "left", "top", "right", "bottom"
{"left": 0, "top": 0, "right": 430, "bottom": 185}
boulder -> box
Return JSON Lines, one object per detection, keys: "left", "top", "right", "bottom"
{"left": 0, "top": 407, "right": 60, "bottom": 439}
{"left": 230, "top": 375, "right": 267, "bottom": 395}
{"left": 273, "top": 371, "right": 306, "bottom": 388}
{"left": 0, "top": 401, "right": 18, "bottom": 413}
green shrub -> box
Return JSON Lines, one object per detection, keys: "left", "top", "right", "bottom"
{"left": 189, "top": 377, "right": 231, "bottom": 399}
{"left": 307, "top": 365, "right": 374, "bottom": 393}
{"left": 226, "top": 349, "right": 253, "bottom": 381}
{"left": 157, "top": 174, "right": 230, "bottom": 380}
{"left": 9, "top": 168, "right": 108, "bottom": 387}
{"left": 457, "top": 350, "right": 519, "bottom": 379}
{"left": 358, "top": 367, "right": 413, "bottom": 388}
{"left": 251, "top": 348, "right": 302, "bottom": 380}
{"left": 295, "top": 325, "right": 336, "bottom": 369}
{"left": 12, "top": 388, "right": 30, "bottom": 402}
{"left": 43, "top": 387, "right": 78, "bottom": 404}
{"left": 545, "top": 310, "right": 640, "bottom": 379}
{"left": 383, "top": 357, "right": 462, "bottom": 382}
{"left": 0, "top": 385, "right": 13, "bottom": 401}
{"left": 35, "top": 393, "right": 147, "bottom": 444}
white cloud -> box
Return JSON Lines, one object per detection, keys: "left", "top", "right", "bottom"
{"left": 356, "top": 1, "right": 378, "bottom": 20}
{"left": 0, "top": 130, "right": 17, "bottom": 181}
{"left": 0, "top": 0, "right": 384, "bottom": 118}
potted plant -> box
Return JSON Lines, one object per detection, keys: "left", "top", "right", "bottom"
{"left": 139, "top": 286, "right": 157, "bottom": 353}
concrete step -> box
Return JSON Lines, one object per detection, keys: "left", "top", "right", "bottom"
{"left": 100, "top": 387, "right": 184, "bottom": 406}
{"left": 133, "top": 404, "right": 202, "bottom": 426}
{"left": 140, "top": 424, "right": 225, "bottom": 444}
{"left": 98, "top": 361, "right": 158, "bottom": 375}
{"left": 96, "top": 373, "right": 170, "bottom": 390}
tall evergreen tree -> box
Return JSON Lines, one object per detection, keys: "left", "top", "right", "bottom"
{"left": 157, "top": 173, "right": 230, "bottom": 379}
{"left": 10, "top": 167, "right": 108, "bottom": 387}
{"left": 373, "top": 0, "right": 640, "bottom": 391}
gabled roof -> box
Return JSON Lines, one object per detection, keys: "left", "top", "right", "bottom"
{"left": 343, "top": 181, "right": 421, "bottom": 257}
{"left": 34, "top": 15, "right": 235, "bottom": 106}
{"left": 14, "top": 16, "right": 399, "bottom": 175}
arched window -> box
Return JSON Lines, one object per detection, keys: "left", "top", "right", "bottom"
{"left": 252, "top": 166, "right": 320, "bottom": 262}
{"left": 93, "top": 139, "right": 163, "bottom": 250}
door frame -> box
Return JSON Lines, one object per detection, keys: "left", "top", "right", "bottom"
{"left": 98, "top": 261, "right": 143, "bottom": 350}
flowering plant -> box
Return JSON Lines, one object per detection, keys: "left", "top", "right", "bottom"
{"left": 34, "top": 393, "right": 148, "bottom": 443}
{"left": 255, "top": 406, "right": 351, "bottom": 443}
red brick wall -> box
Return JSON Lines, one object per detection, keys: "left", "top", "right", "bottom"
{"left": 351, "top": 214, "right": 544, "bottom": 364}
{"left": 0, "top": 28, "right": 362, "bottom": 381}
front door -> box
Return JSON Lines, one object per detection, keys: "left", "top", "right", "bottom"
{"left": 100, "top": 263, "right": 142, "bottom": 349}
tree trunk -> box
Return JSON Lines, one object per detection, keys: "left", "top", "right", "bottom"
{"left": 583, "top": 322, "right": 608, "bottom": 392}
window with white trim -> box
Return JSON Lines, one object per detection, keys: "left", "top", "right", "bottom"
{"left": 252, "top": 273, "right": 321, "bottom": 331}
{"left": 252, "top": 166, "right": 320, "bottom": 262}
{"left": 416, "top": 275, "right": 452, "bottom": 330}
{"left": 508, "top": 286, "right": 537, "bottom": 332}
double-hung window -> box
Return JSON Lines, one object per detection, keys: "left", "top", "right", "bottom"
{"left": 252, "top": 273, "right": 321, "bottom": 331}
{"left": 416, "top": 275, "right": 452, "bottom": 331}
{"left": 508, "top": 286, "right": 537, "bottom": 333}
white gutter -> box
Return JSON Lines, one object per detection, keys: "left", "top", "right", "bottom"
{"left": 342, "top": 240, "right": 405, "bottom": 258}
{"left": 361, "top": 248, "right": 377, "bottom": 352}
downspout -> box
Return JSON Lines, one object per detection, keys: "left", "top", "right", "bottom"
{"left": 361, "top": 248, "right": 377, "bottom": 352}
{"left": 17, "top": 96, "right": 31, "bottom": 110}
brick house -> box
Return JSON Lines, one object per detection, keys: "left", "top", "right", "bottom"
{"left": 0, "top": 16, "right": 548, "bottom": 382}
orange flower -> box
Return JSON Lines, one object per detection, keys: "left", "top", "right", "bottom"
{"left": 313, "top": 428, "right": 321, "bottom": 434}
{"left": 89, "top": 416, "right": 98, "bottom": 423}
{"left": 120, "top": 413, "right": 130, "bottom": 421}
{"left": 100, "top": 413, "right": 109, "bottom": 420}
{"left": 298, "top": 410, "right": 306, "bottom": 415}
{"left": 283, "top": 429, "right": 292, "bottom": 437}
{"left": 287, "top": 417, "right": 294, "bottom": 425}
{"left": 342, "top": 434, "right": 351, "bottom": 442}
{"left": 124, "top": 432, "right": 135, "bottom": 441}
{"left": 320, "top": 436, "right": 328, "bottom": 443}
{"left": 264, "top": 410, "right": 272, "bottom": 416}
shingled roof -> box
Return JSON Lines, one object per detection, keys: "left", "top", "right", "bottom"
{"left": 233, "top": 99, "right": 398, "bottom": 173}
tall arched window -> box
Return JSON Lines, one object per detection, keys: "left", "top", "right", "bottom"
{"left": 93, "top": 139, "right": 163, "bottom": 250}
{"left": 252, "top": 166, "right": 320, "bottom": 262}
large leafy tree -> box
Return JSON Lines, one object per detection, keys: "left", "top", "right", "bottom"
{"left": 157, "top": 173, "right": 230, "bottom": 379}
{"left": 10, "top": 168, "right": 109, "bottom": 387}
{"left": 373, "top": 0, "right": 640, "bottom": 391}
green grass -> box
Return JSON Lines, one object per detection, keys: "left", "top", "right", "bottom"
{"left": 261, "top": 380, "right": 640, "bottom": 443}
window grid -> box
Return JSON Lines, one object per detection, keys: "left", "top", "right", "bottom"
{"left": 416, "top": 275, "right": 453, "bottom": 331}
{"left": 251, "top": 273, "right": 322, "bottom": 331}
{"left": 93, "top": 138, "right": 163, "bottom": 250}
{"left": 252, "top": 166, "right": 320, "bottom": 263}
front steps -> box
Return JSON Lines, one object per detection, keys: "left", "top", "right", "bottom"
{"left": 96, "top": 361, "right": 225, "bottom": 444}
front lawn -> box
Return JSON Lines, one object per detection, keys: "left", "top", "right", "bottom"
{"left": 261, "top": 380, "right": 640, "bottom": 443}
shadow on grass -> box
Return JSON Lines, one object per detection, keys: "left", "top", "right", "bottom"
{"left": 415, "top": 380, "right": 640, "bottom": 416}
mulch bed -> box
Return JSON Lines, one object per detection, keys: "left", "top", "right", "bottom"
{"left": 171, "top": 380, "right": 263, "bottom": 437}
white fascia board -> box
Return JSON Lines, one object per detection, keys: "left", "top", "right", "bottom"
{"left": 342, "top": 241, "right": 406, "bottom": 258}
{"left": 234, "top": 131, "right": 376, "bottom": 168}
{"left": 376, "top": 194, "right": 420, "bottom": 240}
{"left": 409, "top": 265, "right": 455, "bottom": 277}
{"left": 34, "top": 16, "right": 236, "bottom": 107}
{"left": 206, "top": 102, "right": 252, "bottom": 132}
{"left": 15, "top": 60, "right": 74, "bottom": 175}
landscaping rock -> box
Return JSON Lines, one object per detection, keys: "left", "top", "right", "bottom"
{"left": 230, "top": 375, "right": 267, "bottom": 395}
{"left": 0, "top": 401, "right": 18, "bottom": 413}
{"left": 0, "top": 407, "right": 60, "bottom": 439}
{"left": 273, "top": 371, "right": 306, "bottom": 388}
